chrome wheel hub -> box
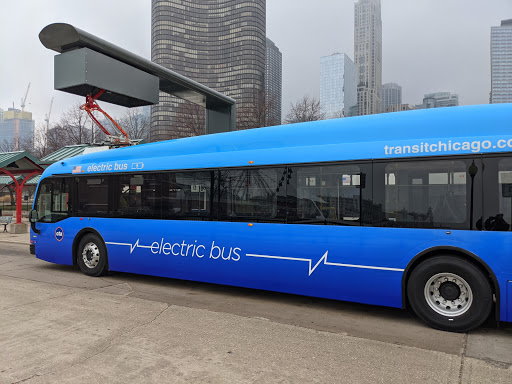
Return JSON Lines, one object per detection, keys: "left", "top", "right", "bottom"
{"left": 82, "top": 242, "right": 100, "bottom": 269}
{"left": 424, "top": 273, "right": 473, "bottom": 317}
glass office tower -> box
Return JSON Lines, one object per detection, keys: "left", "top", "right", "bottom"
{"left": 382, "top": 83, "right": 402, "bottom": 113}
{"left": 0, "top": 109, "right": 35, "bottom": 150}
{"left": 320, "top": 53, "right": 357, "bottom": 118}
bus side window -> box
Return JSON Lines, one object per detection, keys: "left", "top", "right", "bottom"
{"left": 374, "top": 159, "right": 482, "bottom": 230}
{"left": 162, "top": 171, "right": 213, "bottom": 220}
{"left": 218, "top": 168, "right": 285, "bottom": 222}
{"left": 77, "top": 177, "right": 110, "bottom": 216}
{"left": 287, "top": 164, "right": 371, "bottom": 225}
{"left": 482, "top": 156, "right": 512, "bottom": 231}
{"left": 114, "top": 174, "right": 160, "bottom": 219}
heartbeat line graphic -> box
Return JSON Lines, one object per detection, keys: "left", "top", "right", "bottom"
{"left": 245, "top": 251, "right": 404, "bottom": 276}
{"left": 105, "top": 239, "right": 152, "bottom": 254}
{"left": 105, "top": 240, "right": 405, "bottom": 276}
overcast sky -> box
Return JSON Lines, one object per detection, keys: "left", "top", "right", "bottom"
{"left": 1, "top": 0, "right": 511, "bottom": 126}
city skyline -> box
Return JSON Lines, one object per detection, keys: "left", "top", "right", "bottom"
{"left": 0, "top": 0, "right": 511, "bottom": 127}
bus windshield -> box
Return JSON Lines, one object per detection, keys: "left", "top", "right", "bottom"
{"left": 35, "top": 178, "right": 71, "bottom": 223}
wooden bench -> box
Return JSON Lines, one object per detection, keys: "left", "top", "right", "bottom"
{"left": 0, "top": 216, "right": 12, "bottom": 232}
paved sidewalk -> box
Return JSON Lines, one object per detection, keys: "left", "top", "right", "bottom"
{"left": 1, "top": 242, "right": 511, "bottom": 383}
{"left": 0, "top": 228, "right": 30, "bottom": 244}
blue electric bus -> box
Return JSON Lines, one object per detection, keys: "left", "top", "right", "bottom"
{"left": 30, "top": 104, "right": 512, "bottom": 332}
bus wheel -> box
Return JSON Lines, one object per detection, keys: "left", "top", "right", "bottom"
{"left": 77, "top": 234, "right": 108, "bottom": 277}
{"left": 407, "top": 256, "right": 492, "bottom": 332}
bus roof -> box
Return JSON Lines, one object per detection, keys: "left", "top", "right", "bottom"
{"left": 44, "top": 103, "right": 512, "bottom": 177}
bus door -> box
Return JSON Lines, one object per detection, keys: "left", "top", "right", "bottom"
{"left": 32, "top": 177, "right": 73, "bottom": 264}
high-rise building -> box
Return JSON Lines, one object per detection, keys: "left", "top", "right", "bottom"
{"left": 354, "top": 0, "right": 382, "bottom": 116}
{"left": 0, "top": 108, "right": 4, "bottom": 124}
{"left": 265, "top": 38, "right": 282, "bottom": 126}
{"left": 150, "top": 0, "right": 266, "bottom": 141}
{"left": 320, "top": 53, "right": 357, "bottom": 118}
{"left": 491, "top": 19, "right": 512, "bottom": 103}
{"left": 0, "top": 108, "right": 35, "bottom": 150}
{"left": 416, "top": 92, "right": 459, "bottom": 109}
{"left": 142, "top": 105, "right": 151, "bottom": 118}
{"left": 382, "top": 83, "right": 402, "bottom": 113}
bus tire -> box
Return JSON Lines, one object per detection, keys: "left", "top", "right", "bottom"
{"left": 407, "top": 255, "right": 492, "bottom": 332}
{"left": 77, "top": 233, "right": 108, "bottom": 277}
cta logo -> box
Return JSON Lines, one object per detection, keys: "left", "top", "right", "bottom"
{"left": 55, "top": 227, "right": 64, "bottom": 241}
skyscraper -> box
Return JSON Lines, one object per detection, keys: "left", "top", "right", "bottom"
{"left": 382, "top": 83, "right": 402, "bottom": 113}
{"left": 0, "top": 108, "right": 35, "bottom": 150}
{"left": 354, "top": 0, "right": 382, "bottom": 115}
{"left": 491, "top": 20, "right": 512, "bottom": 103}
{"left": 265, "top": 38, "right": 282, "bottom": 126}
{"left": 320, "top": 53, "right": 357, "bottom": 118}
{"left": 151, "top": 0, "right": 266, "bottom": 141}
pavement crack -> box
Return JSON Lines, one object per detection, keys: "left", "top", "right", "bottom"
{"left": 11, "top": 373, "right": 40, "bottom": 383}
{"left": 78, "top": 303, "right": 171, "bottom": 364}
{"left": 458, "top": 333, "right": 468, "bottom": 384}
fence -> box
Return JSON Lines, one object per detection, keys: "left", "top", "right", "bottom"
{"left": 0, "top": 202, "right": 33, "bottom": 216}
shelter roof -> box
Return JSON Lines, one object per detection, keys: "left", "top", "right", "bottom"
{"left": 39, "top": 144, "right": 109, "bottom": 165}
{"left": 39, "top": 141, "right": 143, "bottom": 166}
{"left": 0, "top": 175, "right": 40, "bottom": 186}
{"left": 0, "top": 175, "right": 22, "bottom": 185}
{"left": 0, "top": 151, "right": 43, "bottom": 174}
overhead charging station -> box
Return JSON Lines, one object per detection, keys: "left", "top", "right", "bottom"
{"left": 39, "top": 23, "right": 237, "bottom": 137}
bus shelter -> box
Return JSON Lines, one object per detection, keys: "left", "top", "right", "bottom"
{"left": 0, "top": 151, "right": 44, "bottom": 232}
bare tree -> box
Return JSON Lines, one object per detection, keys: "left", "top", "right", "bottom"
{"left": 117, "top": 107, "right": 150, "bottom": 142}
{"left": 26, "top": 103, "right": 94, "bottom": 158}
{"left": 34, "top": 122, "right": 69, "bottom": 158}
{"left": 0, "top": 138, "right": 18, "bottom": 153}
{"left": 0, "top": 131, "right": 36, "bottom": 154}
{"left": 174, "top": 101, "right": 206, "bottom": 137}
{"left": 58, "top": 103, "right": 94, "bottom": 144}
{"left": 238, "top": 89, "right": 279, "bottom": 130}
{"left": 284, "top": 95, "right": 325, "bottom": 124}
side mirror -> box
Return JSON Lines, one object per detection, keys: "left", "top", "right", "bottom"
{"left": 29, "top": 209, "right": 38, "bottom": 223}
{"left": 30, "top": 210, "right": 41, "bottom": 234}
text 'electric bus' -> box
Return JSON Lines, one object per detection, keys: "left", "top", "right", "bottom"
{"left": 30, "top": 104, "right": 512, "bottom": 332}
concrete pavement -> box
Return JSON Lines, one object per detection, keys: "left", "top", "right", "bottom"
{"left": 0, "top": 230, "right": 29, "bottom": 245}
{"left": 0, "top": 242, "right": 511, "bottom": 383}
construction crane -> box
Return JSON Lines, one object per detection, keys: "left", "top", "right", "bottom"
{"left": 21, "top": 82, "right": 31, "bottom": 112}
{"left": 44, "top": 97, "right": 54, "bottom": 133}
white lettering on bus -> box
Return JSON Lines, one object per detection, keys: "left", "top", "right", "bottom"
{"left": 106, "top": 238, "right": 242, "bottom": 262}
{"left": 384, "top": 137, "right": 512, "bottom": 155}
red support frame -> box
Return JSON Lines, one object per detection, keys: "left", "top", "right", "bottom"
{"left": 0, "top": 169, "right": 41, "bottom": 224}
